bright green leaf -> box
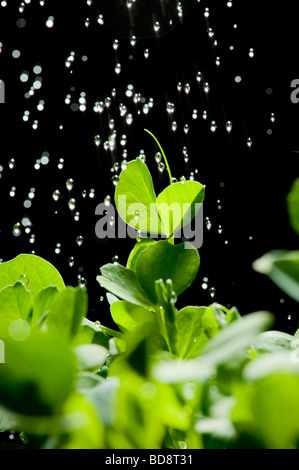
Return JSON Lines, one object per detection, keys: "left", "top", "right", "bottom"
{"left": 126, "top": 238, "right": 156, "bottom": 271}
{"left": 115, "top": 159, "right": 165, "bottom": 235}
{"left": 135, "top": 241, "right": 200, "bottom": 304}
{"left": 32, "top": 286, "right": 60, "bottom": 327}
{"left": 176, "top": 306, "right": 212, "bottom": 358}
{"left": 156, "top": 180, "right": 204, "bottom": 237}
{"left": 0, "top": 282, "right": 32, "bottom": 337}
{"left": 97, "top": 264, "right": 152, "bottom": 308}
{"left": 46, "top": 286, "right": 88, "bottom": 341}
{"left": 0, "top": 254, "right": 65, "bottom": 296}
{"left": 110, "top": 301, "right": 154, "bottom": 332}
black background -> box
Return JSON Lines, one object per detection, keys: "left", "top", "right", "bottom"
{"left": 0, "top": 0, "right": 299, "bottom": 332}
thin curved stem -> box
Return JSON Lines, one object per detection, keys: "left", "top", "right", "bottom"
{"left": 144, "top": 129, "right": 173, "bottom": 185}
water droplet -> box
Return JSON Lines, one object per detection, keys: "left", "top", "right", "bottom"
{"left": 104, "top": 195, "right": 111, "bottom": 206}
{"left": 205, "top": 217, "right": 212, "bottom": 230}
{"left": 144, "top": 48, "right": 149, "bottom": 59}
{"left": 13, "top": 222, "right": 22, "bottom": 237}
{"left": 210, "top": 120, "right": 217, "bottom": 132}
{"left": 78, "top": 277, "right": 87, "bottom": 288}
{"left": 68, "top": 198, "right": 76, "bottom": 211}
{"left": 55, "top": 242, "right": 61, "bottom": 254}
{"left": 112, "top": 175, "right": 119, "bottom": 186}
{"left": 270, "top": 112, "right": 275, "bottom": 123}
{"left": 94, "top": 135, "right": 101, "bottom": 147}
{"left": 226, "top": 121, "right": 233, "bottom": 133}
{"left": 247, "top": 137, "right": 253, "bottom": 148}
{"left": 155, "top": 152, "right": 162, "bottom": 163}
{"left": 125, "top": 113, "right": 133, "bottom": 125}
{"left": 76, "top": 235, "right": 84, "bottom": 247}
{"left": 166, "top": 102, "right": 175, "bottom": 114}
{"left": 8, "top": 158, "right": 15, "bottom": 169}
{"left": 115, "top": 62, "right": 121, "bottom": 74}
{"left": 66, "top": 178, "right": 74, "bottom": 191}
{"left": 202, "top": 282, "right": 208, "bottom": 290}
{"left": 171, "top": 121, "right": 177, "bottom": 131}
{"left": 74, "top": 211, "right": 80, "bottom": 221}
{"left": 184, "top": 124, "right": 189, "bottom": 134}
{"left": 209, "top": 287, "right": 216, "bottom": 298}
{"left": 218, "top": 225, "right": 223, "bottom": 234}
{"left": 158, "top": 162, "right": 165, "bottom": 173}
{"left": 154, "top": 20, "right": 160, "bottom": 32}
{"left": 112, "top": 39, "right": 119, "bottom": 50}
{"left": 112, "top": 255, "right": 119, "bottom": 264}
{"left": 249, "top": 47, "right": 254, "bottom": 58}
{"left": 97, "top": 14, "right": 104, "bottom": 25}
{"left": 203, "top": 82, "right": 210, "bottom": 94}
{"left": 68, "top": 256, "right": 75, "bottom": 267}
{"left": 19, "top": 274, "right": 29, "bottom": 285}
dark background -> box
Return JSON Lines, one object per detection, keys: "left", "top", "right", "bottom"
{"left": 0, "top": 0, "right": 299, "bottom": 332}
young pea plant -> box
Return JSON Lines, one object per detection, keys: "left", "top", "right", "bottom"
{"left": 97, "top": 130, "right": 206, "bottom": 355}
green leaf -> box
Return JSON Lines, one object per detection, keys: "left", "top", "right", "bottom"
{"left": 73, "top": 344, "right": 108, "bottom": 372}
{"left": 46, "top": 286, "right": 88, "bottom": 341}
{"left": 176, "top": 306, "right": 214, "bottom": 358}
{"left": 0, "top": 332, "right": 76, "bottom": 415}
{"left": 97, "top": 264, "right": 152, "bottom": 308}
{"left": 126, "top": 238, "right": 156, "bottom": 271}
{"left": 253, "top": 250, "right": 299, "bottom": 302}
{"left": 153, "top": 311, "right": 273, "bottom": 383}
{"left": 287, "top": 178, "right": 299, "bottom": 236}
{"left": 135, "top": 241, "right": 200, "bottom": 304}
{"left": 115, "top": 159, "right": 165, "bottom": 235}
{"left": 0, "top": 282, "right": 32, "bottom": 337}
{"left": 0, "top": 254, "right": 65, "bottom": 296}
{"left": 115, "top": 159, "right": 205, "bottom": 238}
{"left": 156, "top": 180, "right": 204, "bottom": 236}
{"left": 110, "top": 301, "right": 154, "bottom": 332}
{"left": 72, "top": 318, "right": 110, "bottom": 349}
{"left": 32, "top": 286, "right": 60, "bottom": 327}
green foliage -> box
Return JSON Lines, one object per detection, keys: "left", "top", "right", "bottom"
{"left": 1, "top": 136, "right": 299, "bottom": 449}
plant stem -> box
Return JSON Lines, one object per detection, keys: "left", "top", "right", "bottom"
{"left": 144, "top": 128, "right": 173, "bottom": 185}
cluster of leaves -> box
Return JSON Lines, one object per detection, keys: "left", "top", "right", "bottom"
{"left": 1, "top": 135, "right": 299, "bottom": 449}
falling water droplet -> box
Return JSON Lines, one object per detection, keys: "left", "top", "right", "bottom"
{"left": 247, "top": 137, "right": 253, "bottom": 148}
{"left": 155, "top": 152, "right": 162, "bottom": 163}
{"left": 55, "top": 242, "right": 61, "bottom": 254}
{"left": 68, "top": 256, "right": 75, "bottom": 267}
{"left": 112, "top": 175, "right": 119, "bottom": 186}
{"left": 68, "top": 198, "right": 76, "bottom": 211}
{"left": 66, "top": 178, "right": 74, "bottom": 191}
{"left": 78, "top": 277, "right": 87, "bottom": 288}
{"left": 210, "top": 121, "right": 217, "bottom": 132}
{"left": 205, "top": 217, "right": 212, "bottom": 230}
{"left": 76, "top": 235, "right": 84, "bottom": 247}
{"left": 13, "top": 222, "right": 22, "bottom": 237}
{"left": 209, "top": 287, "right": 216, "bottom": 298}
{"left": 226, "top": 121, "right": 233, "bottom": 133}
{"left": 112, "top": 255, "right": 119, "bottom": 264}
{"left": 158, "top": 162, "right": 165, "bottom": 173}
